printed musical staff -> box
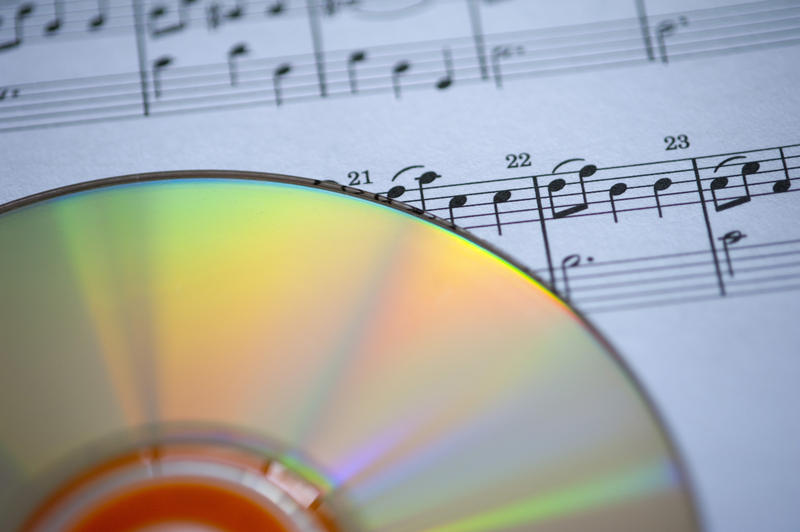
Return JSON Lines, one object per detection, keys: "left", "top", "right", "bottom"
{"left": 3, "top": 0, "right": 800, "bottom": 132}
{"left": 372, "top": 142, "right": 799, "bottom": 312}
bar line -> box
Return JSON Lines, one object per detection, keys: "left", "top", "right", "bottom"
{"left": 635, "top": 0, "right": 655, "bottom": 61}
{"left": 533, "top": 175, "right": 556, "bottom": 288}
{"left": 306, "top": 0, "right": 327, "bottom": 97}
{"left": 467, "top": 0, "right": 489, "bottom": 80}
{"left": 692, "top": 157, "right": 726, "bottom": 296}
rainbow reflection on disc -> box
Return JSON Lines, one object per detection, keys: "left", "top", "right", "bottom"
{"left": 0, "top": 173, "right": 699, "bottom": 531}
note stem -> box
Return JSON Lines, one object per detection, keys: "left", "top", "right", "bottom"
{"left": 273, "top": 63, "right": 291, "bottom": 106}
{"left": 348, "top": 50, "right": 366, "bottom": 94}
{"left": 392, "top": 61, "right": 410, "bottom": 99}
{"left": 774, "top": 147, "right": 791, "bottom": 193}
{"left": 609, "top": 183, "right": 627, "bottom": 223}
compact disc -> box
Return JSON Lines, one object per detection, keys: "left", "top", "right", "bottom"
{"left": 0, "top": 172, "right": 699, "bottom": 531}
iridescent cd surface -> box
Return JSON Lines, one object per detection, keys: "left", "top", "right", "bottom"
{"left": 0, "top": 173, "right": 699, "bottom": 531}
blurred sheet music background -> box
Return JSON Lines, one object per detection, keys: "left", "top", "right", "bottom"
{"left": 1, "top": 0, "right": 799, "bottom": 530}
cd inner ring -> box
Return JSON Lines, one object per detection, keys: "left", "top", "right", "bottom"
{"left": 22, "top": 442, "right": 341, "bottom": 532}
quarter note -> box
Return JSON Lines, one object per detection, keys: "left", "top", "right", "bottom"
{"left": 88, "top": 0, "right": 108, "bottom": 30}
{"left": 45, "top": 0, "right": 64, "bottom": 35}
{"left": 609, "top": 182, "right": 627, "bottom": 223}
{"left": 774, "top": 147, "right": 791, "bottom": 193}
{"left": 436, "top": 48, "right": 454, "bottom": 90}
{"left": 227, "top": 43, "right": 249, "bottom": 86}
{"left": 710, "top": 156, "right": 755, "bottom": 212}
{"left": 415, "top": 171, "right": 439, "bottom": 211}
{"left": 653, "top": 177, "right": 672, "bottom": 218}
{"left": 152, "top": 56, "right": 174, "bottom": 98}
{"left": 547, "top": 159, "right": 593, "bottom": 219}
{"left": 392, "top": 61, "right": 410, "bottom": 99}
{"left": 0, "top": 3, "right": 34, "bottom": 52}
{"left": 718, "top": 230, "right": 746, "bottom": 277}
{"left": 448, "top": 194, "right": 467, "bottom": 225}
{"left": 347, "top": 50, "right": 366, "bottom": 94}
{"left": 492, "top": 190, "right": 511, "bottom": 235}
{"left": 273, "top": 63, "right": 292, "bottom": 106}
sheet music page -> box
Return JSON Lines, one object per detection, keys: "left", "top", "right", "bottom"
{"left": 1, "top": 0, "right": 798, "bottom": 529}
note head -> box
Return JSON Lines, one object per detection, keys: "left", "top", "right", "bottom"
{"left": 20, "top": 4, "right": 34, "bottom": 16}
{"left": 654, "top": 177, "right": 672, "bottom": 191}
{"left": 773, "top": 180, "right": 791, "bottom": 193}
{"left": 350, "top": 50, "right": 366, "bottom": 62}
{"left": 267, "top": 3, "right": 285, "bottom": 15}
{"left": 45, "top": 20, "right": 61, "bottom": 34}
{"left": 417, "top": 171, "right": 440, "bottom": 185}
{"left": 89, "top": 15, "right": 105, "bottom": 29}
{"left": 494, "top": 190, "right": 511, "bottom": 203}
{"left": 610, "top": 183, "right": 627, "bottom": 196}
{"left": 155, "top": 56, "right": 173, "bottom": 68}
{"left": 275, "top": 63, "right": 291, "bottom": 76}
{"left": 710, "top": 176, "right": 728, "bottom": 191}
{"left": 449, "top": 195, "right": 467, "bottom": 208}
{"left": 394, "top": 61, "right": 410, "bottom": 74}
{"left": 579, "top": 164, "right": 597, "bottom": 178}
{"left": 387, "top": 185, "right": 406, "bottom": 199}
{"left": 742, "top": 161, "right": 760, "bottom": 176}
{"left": 436, "top": 78, "right": 452, "bottom": 90}
{"left": 548, "top": 178, "right": 566, "bottom": 193}
{"left": 562, "top": 254, "right": 581, "bottom": 268}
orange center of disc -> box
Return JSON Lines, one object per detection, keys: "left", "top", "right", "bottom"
{"left": 68, "top": 480, "right": 294, "bottom": 532}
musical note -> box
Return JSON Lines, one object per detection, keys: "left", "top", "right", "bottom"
{"left": 149, "top": 0, "right": 197, "bottom": 37}
{"left": 152, "top": 56, "right": 173, "bottom": 98}
{"left": 718, "top": 230, "right": 746, "bottom": 277}
{"left": 560, "top": 254, "right": 593, "bottom": 302}
{"left": 227, "top": 43, "right": 249, "bottom": 86}
{"left": 347, "top": 50, "right": 367, "bottom": 94}
{"left": 273, "top": 63, "right": 292, "bottom": 106}
{"left": 655, "top": 16, "right": 688, "bottom": 63}
{"left": 710, "top": 156, "right": 756, "bottom": 212}
{"left": 45, "top": 0, "right": 64, "bottom": 35}
{"left": 653, "top": 177, "right": 672, "bottom": 218}
{"left": 609, "top": 182, "right": 627, "bottom": 223}
{"left": 88, "top": 0, "right": 108, "bottom": 31}
{"left": 0, "top": 3, "right": 34, "bottom": 52}
{"left": 490, "top": 45, "right": 524, "bottom": 88}
{"left": 266, "top": 1, "right": 286, "bottom": 16}
{"left": 547, "top": 159, "right": 593, "bottom": 219}
{"left": 492, "top": 190, "right": 511, "bottom": 235}
{"left": 392, "top": 61, "right": 411, "bottom": 99}
{"left": 0, "top": 88, "right": 20, "bottom": 101}
{"left": 415, "top": 171, "right": 439, "bottom": 210}
{"left": 387, "top": 185, "right": 406, "bottom": 200}
{"left": 207, "top": 1, "right": 245, "bottom": 30}
{"left": 448, "top": 194, "right": 467, "bottom": 225}
{"left": 436, "top": 48, "right": 454, "bottom": 90}
{"left": 774, "top": 147, "right": 791, "bottom": 193}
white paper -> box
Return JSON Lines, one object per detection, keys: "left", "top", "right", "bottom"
{"left": 1, "top": 0, "right": 799, "bottom": 529}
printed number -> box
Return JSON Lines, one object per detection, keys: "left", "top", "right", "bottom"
{"left": 347, "top": 170, "right": 372, "bottom": 185}
{"left": 664, "top": 135, "right": 690, "bottom": 150}
{"left": 505, "top": 152, "right": 532, "bottom": 168}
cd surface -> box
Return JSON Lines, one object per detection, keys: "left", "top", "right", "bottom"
{"left": 0, "top": 173, "right": 699, "bottom": 531}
